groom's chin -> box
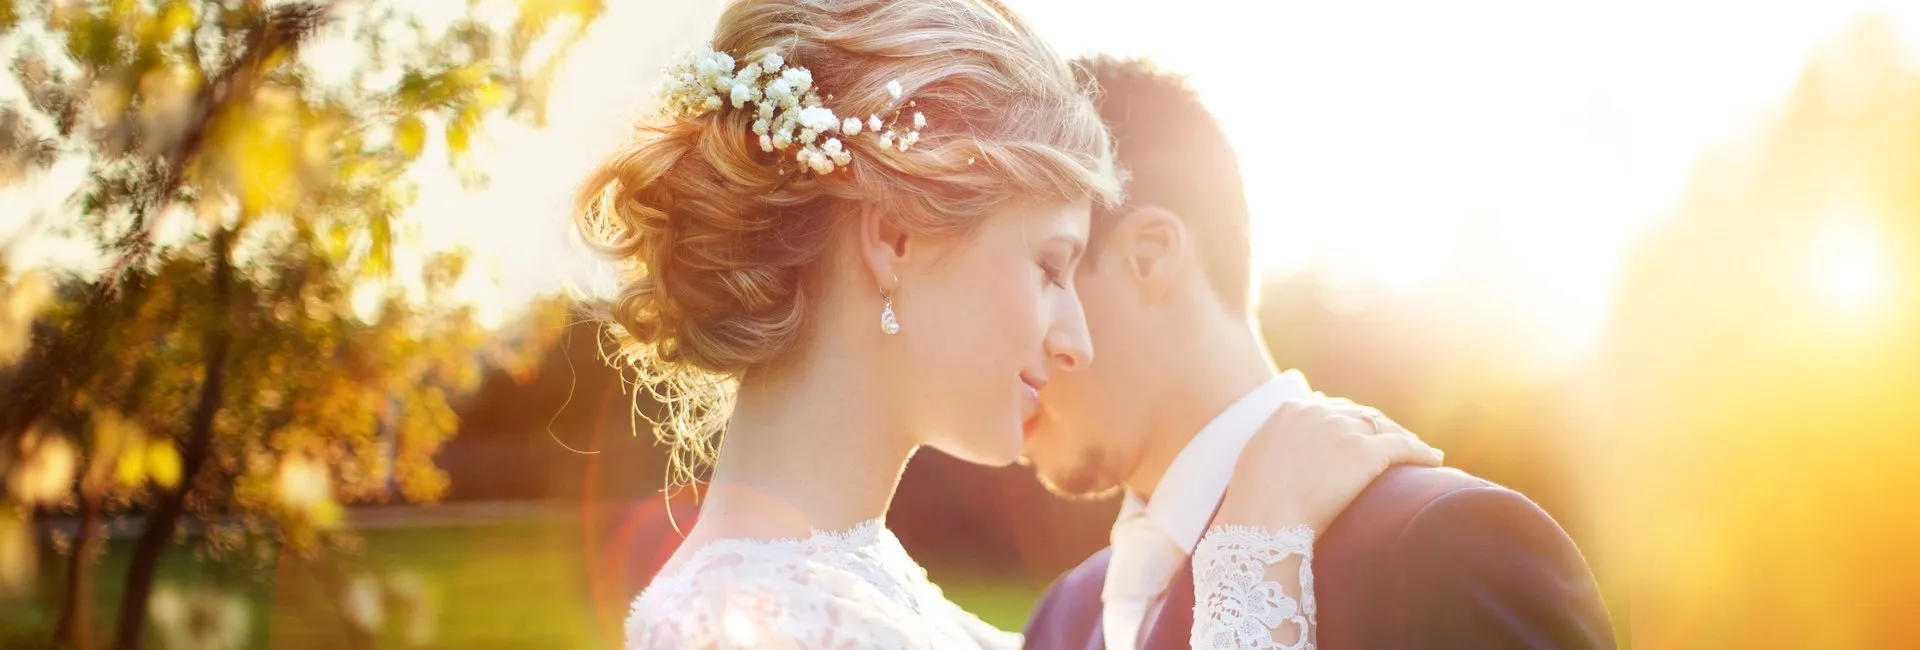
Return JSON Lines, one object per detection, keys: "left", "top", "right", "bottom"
{"left": 1032, "top": 465, "right": 1124, "bottom": 502}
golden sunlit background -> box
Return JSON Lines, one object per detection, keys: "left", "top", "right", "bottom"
{"left": 2, "top": 0, "right": 1919, "bottom": 648}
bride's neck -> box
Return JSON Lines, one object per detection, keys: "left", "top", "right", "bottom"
{"left": 699, "top": 348, "right": 915, "bottom": 536}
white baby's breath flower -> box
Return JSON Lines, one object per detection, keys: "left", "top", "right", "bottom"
{"left": 878, "top": 132, "right": 894, "bottom": 148}
{"left": 967, "top": 156, "right": 976, "bottom": 166}
{"left": 912, "top": 111, "right": 926, "bottom": 129}
{"left": 782, "top": 68, "right": 813, "bottom": 93}
{"left": 764, "top": 79, "right": 792, "bottom": 104}
{"left": 658, "top": 47, "right": 859, "bottom": 175}
{"left": 868, "top": 114, "right": 883, "bottom": 131}
{"left": 796, "top": 106, "right": 838, "bottom": 133}
{"left": 886, "top": 80, "right": 903, "bottom": 100}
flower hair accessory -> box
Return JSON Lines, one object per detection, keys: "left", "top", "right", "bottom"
{"left": 660, "top": 45, "right": 928, "bottom": 175}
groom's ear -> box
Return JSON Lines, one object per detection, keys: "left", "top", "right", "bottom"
{"left": 1112, "top": 205, "right": 1186, "bottom": 305}
{"left": 857, "top": 204, "right": 910, "bottom": 294}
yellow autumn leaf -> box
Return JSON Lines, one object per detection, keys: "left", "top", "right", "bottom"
{"left": 115, "top": 446, "right": 145, "bottom": 487}
{"left": 393, "top": 116, "right": 426, "bottom": 159}
{"left": 146, "top": 440, "right": 182, "bottom": 489}
{"left": 310, "top": 500, "right": 344, "bottom": 529}
{"left": 475, "top": 77, "right": 507, "bottom": 109}
{"left": 444, "top": 119, "right": 470, "bottom": 157}
{"left": 157, "top": 1, "right": 195, "bottom": 39}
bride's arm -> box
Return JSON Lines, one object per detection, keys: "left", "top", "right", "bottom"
{"left": 1191, "top": 523, "right": 1318, "bottom": 649}
{"left": 1191, "top": 399, "right": 1442, "bottom": 649}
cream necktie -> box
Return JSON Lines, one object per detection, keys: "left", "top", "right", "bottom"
{"left": 1102, "top": 511, "right": 1188, "bottom": 650}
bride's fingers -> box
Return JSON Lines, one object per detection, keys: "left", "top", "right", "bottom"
{"left": 1373, "top": 431, "right": 1444, "bottom": 466}
{"left": 1313, "top": 402, "right": 1403, "bottom": 435}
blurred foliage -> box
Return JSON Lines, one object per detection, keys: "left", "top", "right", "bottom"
{"left": 0, "top": 0, "right": 598, "bottom": 648}
{"left": 1588, "top": 16, "right": 1920, "bottom": 650}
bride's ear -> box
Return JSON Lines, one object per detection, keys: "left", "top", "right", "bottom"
{"left": 1113, "top": 205, "right": 1186, "bottom": 304}
{"left": 857, "top": 204, "right": 910, "bottom": 294}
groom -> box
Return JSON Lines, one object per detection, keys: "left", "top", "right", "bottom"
{"left": 1017, "top": 57, "right": 1616, "bottom": 649}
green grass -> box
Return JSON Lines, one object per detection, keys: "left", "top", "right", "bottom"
{"left": 7, "top": 520, "right": 1047, "bottom": 649}
{"left": 943, "top": 578, "right": 1049, "bottom": 632}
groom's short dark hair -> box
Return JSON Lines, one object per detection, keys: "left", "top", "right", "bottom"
{"left": 1073, "top": 56, "right": 1253, "bottom": 312}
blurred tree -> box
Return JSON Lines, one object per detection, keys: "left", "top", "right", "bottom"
{"left": 1592, "top": 16, "right": 1920, "bottom": 649}
{"left": 0, "top": 1, "right": 598, "bottom": 648}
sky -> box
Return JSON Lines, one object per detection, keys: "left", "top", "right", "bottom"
{"left": 5, "top": 0, "right": 1919, "bottom": 364}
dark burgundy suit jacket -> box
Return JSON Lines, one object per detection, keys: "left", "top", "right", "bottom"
{"left": 1022, "top": 466, "right": 1615, "bottom": 649}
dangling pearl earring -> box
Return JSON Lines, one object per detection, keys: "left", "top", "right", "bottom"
{"left": 880, "top": 290, "right": 901, "bottom": 335}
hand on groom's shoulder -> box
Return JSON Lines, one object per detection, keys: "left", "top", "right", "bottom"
{"left": 1316, "top": 465, "right": 1618, "bottom": 649}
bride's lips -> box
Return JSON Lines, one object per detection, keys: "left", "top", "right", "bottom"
{"left": 1019, "top": 374, "right": 1046, "bottom": 430}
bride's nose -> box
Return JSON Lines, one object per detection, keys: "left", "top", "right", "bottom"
{"left": 1045, "top": 294, "right": 1093, "bottom": 371}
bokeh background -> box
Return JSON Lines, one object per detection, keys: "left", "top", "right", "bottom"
{"left": 3, "top": 0, "right": 1918, "bottom": 648}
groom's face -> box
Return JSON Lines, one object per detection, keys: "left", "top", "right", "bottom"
{"left": 1019, "top": 216, "right": 1161, "bottom": 498}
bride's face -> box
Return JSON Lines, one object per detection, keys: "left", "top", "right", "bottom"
{"left": 890, "top": 200, "right": 1094, "bottom": 466}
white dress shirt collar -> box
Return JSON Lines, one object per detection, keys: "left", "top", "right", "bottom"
{"left": 1115, "top": 369, "right": 1314, "bottom": 552}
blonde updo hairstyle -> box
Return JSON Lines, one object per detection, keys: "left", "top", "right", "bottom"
{"left": 575, "top": 0, "right": 1121, "bottom": 485}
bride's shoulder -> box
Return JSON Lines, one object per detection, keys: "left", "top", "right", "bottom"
{"left": 623, "top": 534, "right": 912, "bottom": 650}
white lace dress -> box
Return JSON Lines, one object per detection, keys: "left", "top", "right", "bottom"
{"left": 626, "top": 520, "right": 1317, "bottom": 650}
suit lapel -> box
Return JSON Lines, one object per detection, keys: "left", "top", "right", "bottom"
{"left": 1139, "top": 560, "right": 1197, "bottom": 649}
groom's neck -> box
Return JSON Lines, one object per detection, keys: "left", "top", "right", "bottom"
{"left": 1125, "top": 308, "right": 1278, "bottom": 502}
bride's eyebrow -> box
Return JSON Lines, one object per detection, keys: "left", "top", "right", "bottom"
{"left": 1036, "top": 233, "right": 1087, "bottom": 267}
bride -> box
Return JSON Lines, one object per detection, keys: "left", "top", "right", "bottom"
{"left": 575, "top": 1, "right": 1440, "bottom": 648}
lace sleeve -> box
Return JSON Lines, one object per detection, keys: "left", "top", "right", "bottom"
{"left": 624, "top": 543, "right": 916, "bottom": 650}
{"left": 1190, "top": 524, "right": 1318, "bottom": 650}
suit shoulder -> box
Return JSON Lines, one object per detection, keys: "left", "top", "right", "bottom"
{"left": 1330, "top": 466, "right": 1496, "bottom": 535}
{"left": 1399, "top": 481, "right": 1578, "bottom": 560}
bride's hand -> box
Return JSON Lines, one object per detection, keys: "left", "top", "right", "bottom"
{"left": 1213, "top": 397, "right": 1444, "bottom": 534}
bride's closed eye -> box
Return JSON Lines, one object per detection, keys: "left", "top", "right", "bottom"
{"left": 1038, "top": 247, "right": 1079, "bottom": 289}
{"left": 1035, "top": 236, "right": 1086, "bottom": 290}
{"left": 1041, "top": 261, "right": 1069, "bottom": 289}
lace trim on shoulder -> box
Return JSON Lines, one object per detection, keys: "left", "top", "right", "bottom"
{"left": 624, "top": 518, "right": 1014, "bottom": 649}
